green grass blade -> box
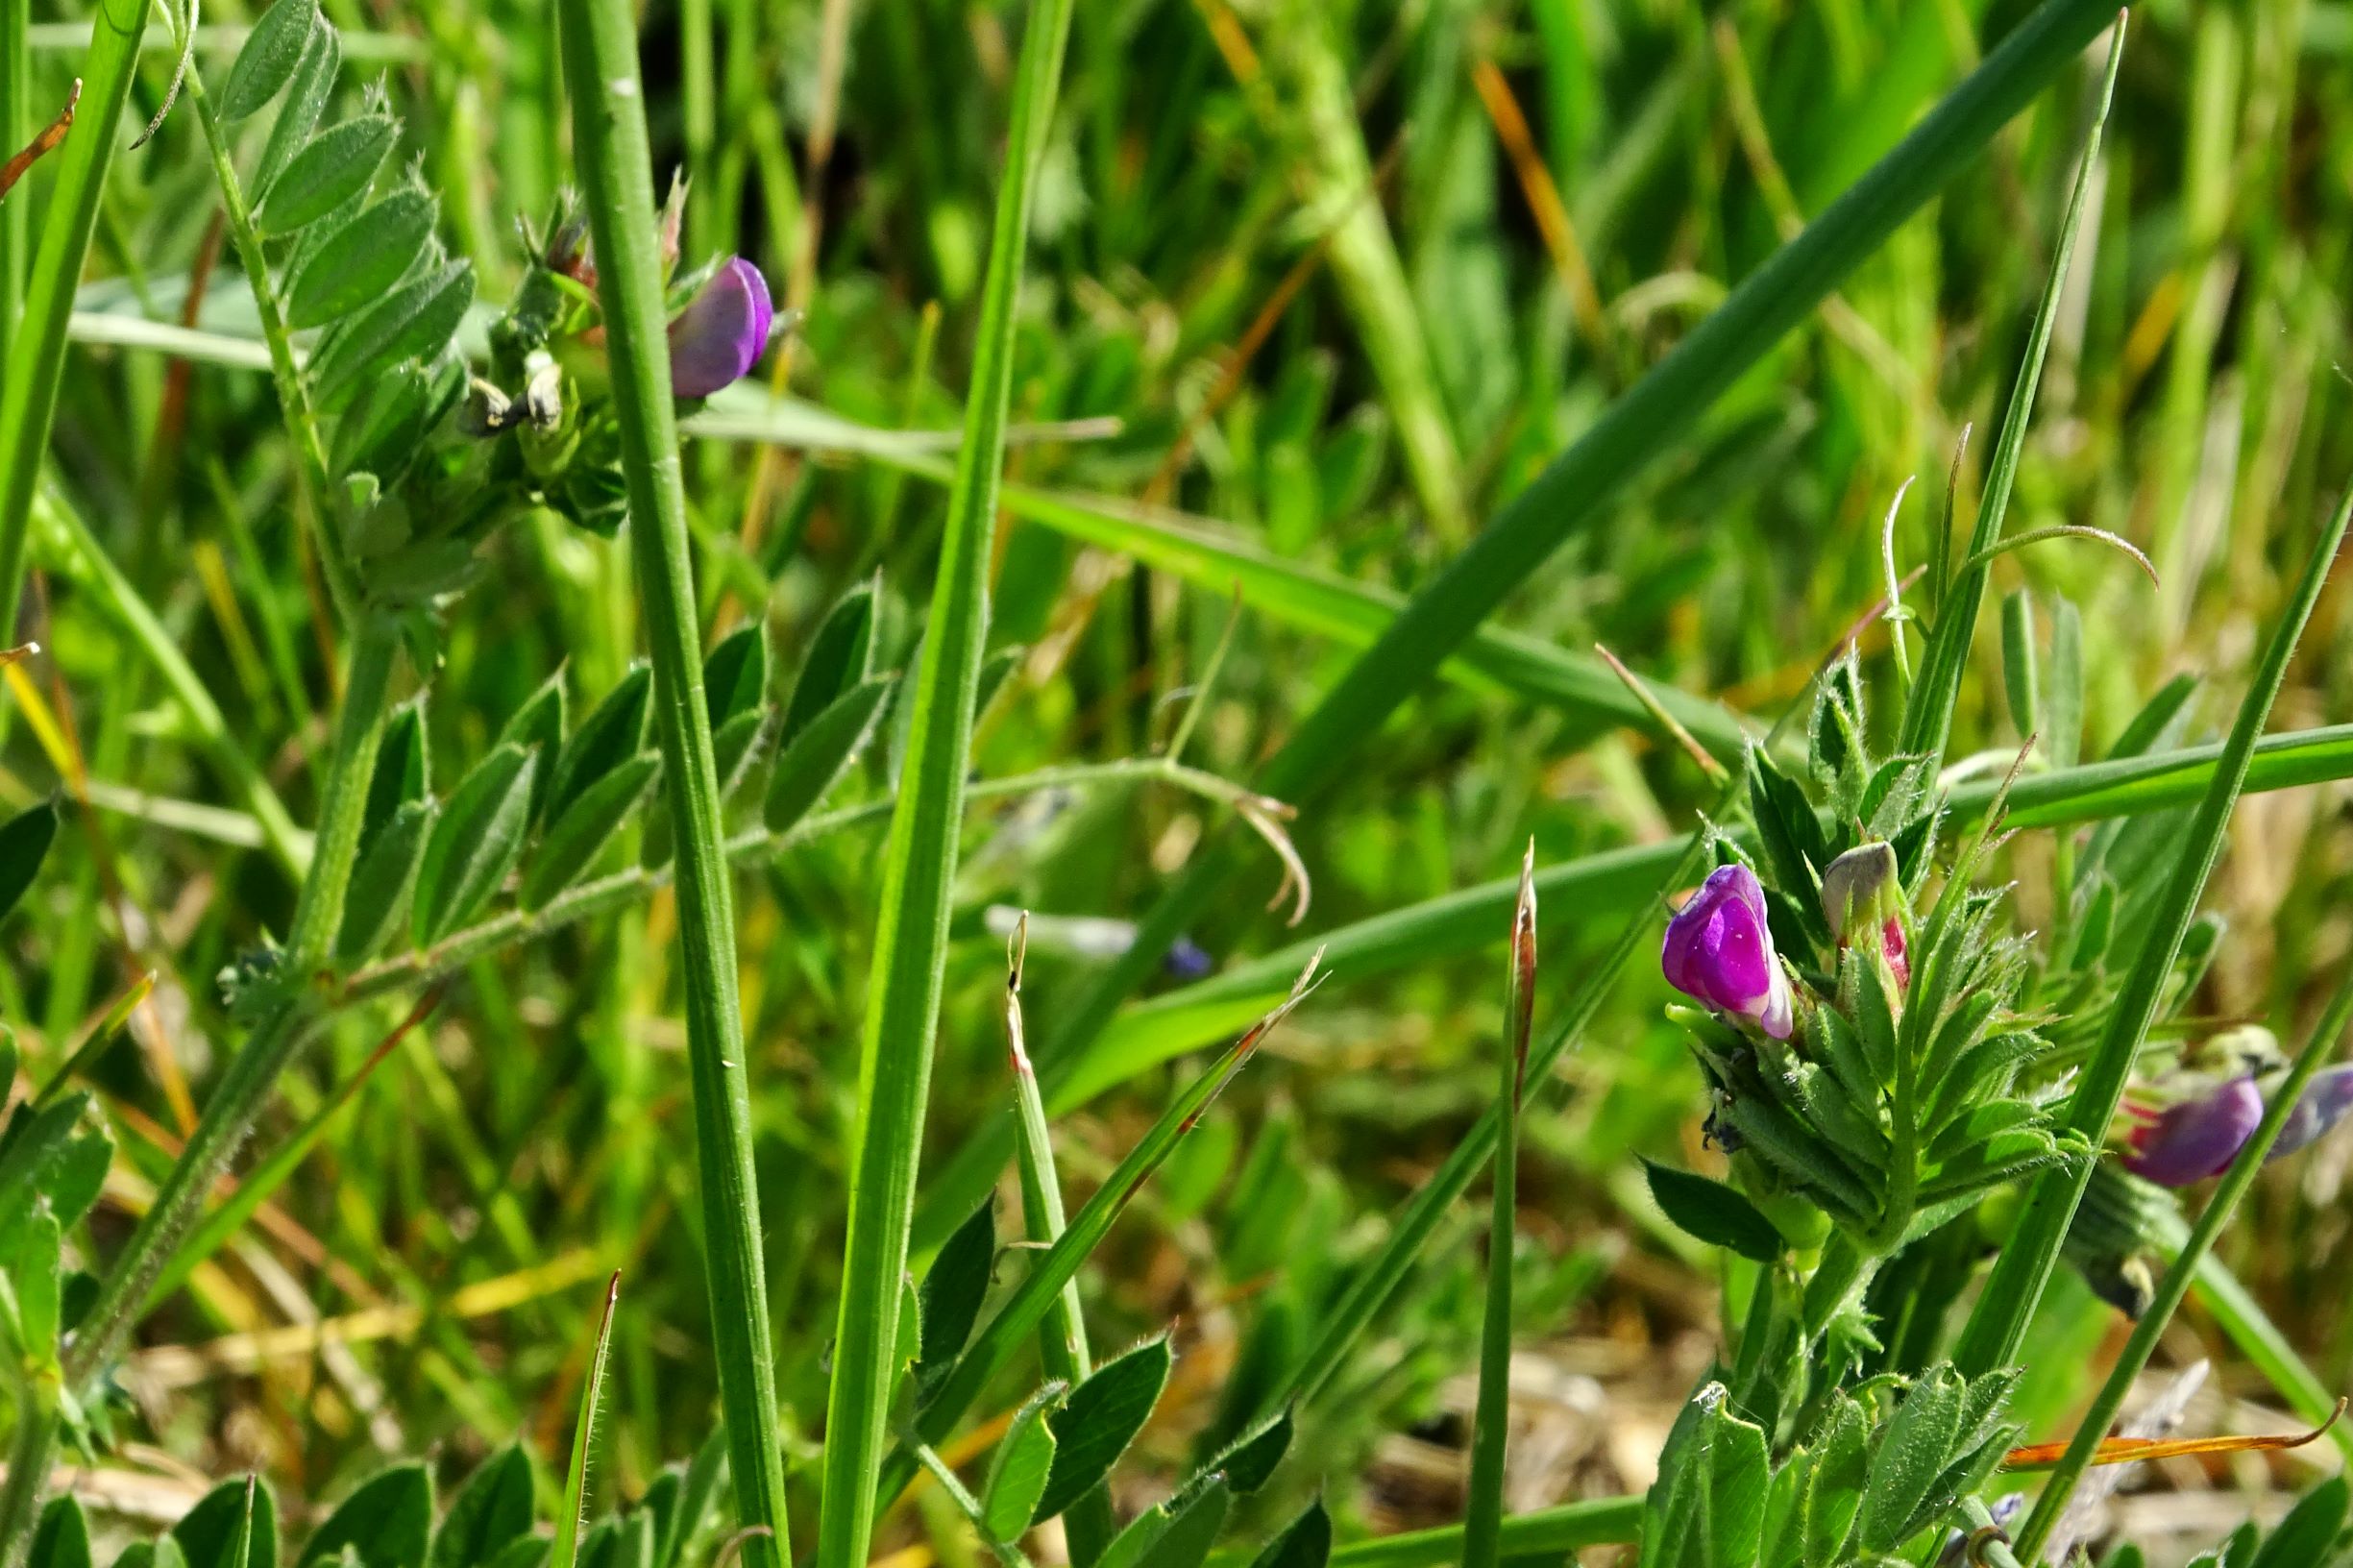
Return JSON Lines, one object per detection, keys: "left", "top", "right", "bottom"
{"left": 877, "top": 962, "right": 1322, "bottom": 1522}
{"left": 0, "top": 0, "right": 146, "bottom": 632}
{"left": 552, "top": 1272, "right": 623, "bottom": 1568}
{"left": 1321, "top": 1499, "right": 1640, "bottom": 1568}
{"left": 556, "top": 2, "right": 792, "bottom": 1563}
{"left": 1038, "top": 0, "right": 2126, "bottom": 1079}
{"left": 1003, "top": 921, "right": 1115, "bottom": 1566}
{"left": 814, "top": 3, "right": 1078, "bottom": 1563}
{"left": 1461, "top": 853, "right": 1536, "bottom": 1568}
{"left": 870, "top": 464, "right": 1751, "bottom": 760}
{"left": 2010, "top": 970, "right": 2353, "bottom": 1560}
{"left": 1951, "top": 485, "right": 2353, "bottom": 1379}
{"left": 1896, "top": 15, "right": 2123, "bottom": 766}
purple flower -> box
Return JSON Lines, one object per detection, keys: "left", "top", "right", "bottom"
{"left": 2268, "top": 1065, "right": 2353, "bottom": 1160}
{"left": 668, "top": 257, "right": 774, "bottom": 398}
{"left": 1663, "top": 864, "right": 1793, "bottom": 1040}
{"left": 2124, "top": 1075, "right": 2264, "bottom": 1187}
{"left": 1164, "top": 937, "right": 1214, "bottom": 982}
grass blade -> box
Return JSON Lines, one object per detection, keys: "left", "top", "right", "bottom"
{"left": 1951, "top": 484, "right": 2353, "bottom": 1378}
{"left": 814, "top": 3, "right": 1078, "bottom": 1563}
{"left": 1896, "top": 14, "right": 2124, "bottom": 766}
{"left": 1037, "top": 0, "right": 2128, "bottom": 1080}
{"left": 2010, "top": 971, "right": 2353, "bottom": 1559}
{"left": 552, "top": 1272, "right": 623, "bottom": 1568}
{"left": 877, "top": 958, "right": 1323, "bottom": 1522}
{"left": 556, "top": 1, "right": 792, "bottom": 1562}
{"left": 0, "top": 0, "right": 145, "bottom": 631}
{"left": 1461, "top": 850, "right": 1537, "bottom": 1568}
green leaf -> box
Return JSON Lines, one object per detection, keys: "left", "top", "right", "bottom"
{"left": 259, "top": 114, "right": 399, "bottom": 236}
{"left": 287, "top": 189, "right": 440, "bottom": 329}
{"left": 413, "top": 745, "right": 538, "bottom": 944}
{"left": 1801, "top": 1397, "right": 1868, "bottom": 1565}
{"left": 1857, "top": 1371, "right": 1963, "bottom": 1553}
{"left": 1641, "top": 1387, "right": 1769, "bottom": 1568}
{"left": 430, "top": 1444, "right": 534, "bottom": 1568}
{"left": 703, "top": 624, "right": 768, "bottom": 729}
{"left": 173, "top": 1480, "right": 279, "bottom": 1568}
{"left": 778, "top": 583, "right": 877, "bottom": 747}
{"left": 28, "top": 1497, "right": 90, "bottom": 1568}
{"left": 0, "top": 798, "right": 58, "bottom": 923}
{"left": 2047, "top": 597, "right": 2084, "bottom": 771}
{"left": 1642, "top": 1162, "right": 1783, "bottom": 1263}
{"left": 1034, "top": 1336, "right": 1173, "bottom": 1523}
{"left": 299, "top": 1465, "right": 432, "bottom": 1568}
{"left": 1201, "top": 1409, "right": 1291, "bottom": 1495}
{"left": 252, "top": 22, "right": 341, "bottom": 197}
{"left": 762, "top": 677, "right": 893, "bottom": 834}
{"left": 2001, "top": 589, "right": 2038, "bottom": 738}
{"left": 1118, "top": 1479, "right": 1230, "bottom": 1568}
{"left": 496, "top": 673, "right": 569, "bottom": 826}
{"left": 484, "top": 1539, "right": 550, "bottom": 1568}
{"left": 661, "top": 1430, "right": 729, "bottom": 1568}
{"left": 363, "top": 700, "right": 430, "bottom": 845}
{"left": 1247, "top": 1501, "right": 1331, "bottom": 1568}
{"left": 311, "top": 261, "right": 476, "bottom": 408}
{"left": 335, "top": 798, "right": 434, "bottom": 964}
{"left": 913, "top": 1198, "right": 994, "bottom": 1402}
{"left": 550, "top": 666, "right": 652, "bottom": 822}
{"left": 523, "top": 753, "right": 659, "bottom": 911}
{"left": 2250, "top": 1476, "right": 2348, "bottom": 1568}
{"left": 981, "top": 1384, "right": 1066, "bottom": 1543}
{"left": 711, "top": 708, "right": 766, "bottom": 800}
{"left": 218, "top": 0, "right": 318, "bottom": 120}
{"left": 13, "top": 1207, "right": 61, "bottom": 1364}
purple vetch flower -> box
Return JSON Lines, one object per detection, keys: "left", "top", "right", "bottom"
{"left": 2123, "top": 1074, "right": 2264, "bottom": 1187}
{"left": 1819, "top": 841, "right": 1909, "bottom": 988}
{"left": 2267, "top": 1064, "right": 2353, "bottom": 1160}
{"left": 668, "top": 257, "right": 774, "bottom": 398}
{"left": 1164, "top": 937, "right": 1214, "bottom": 982}
{"left": 1662, "top": 864, "right": 1794, "bottom": 1040}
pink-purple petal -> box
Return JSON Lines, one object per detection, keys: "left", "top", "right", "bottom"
{"left": 2124, "top": 1075, "right": 2264, "bottom": 1187}
{"left": 1663, "top": 864, "right": 1790, "bottom": 1036}
{"left": 668, "top": 257, "right": 774, "bottom": 398}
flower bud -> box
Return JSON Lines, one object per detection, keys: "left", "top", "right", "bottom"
{"left": 2123, "top": 1074, "right": 2262, "bottom": 1187}
{"left": 667, "top": 257, "right": 774, "bottom": 398}
{"left": 1820, "top": 841, "right": 1908, "bottom": 987}
{"left": 1662, "top": 864, "right": 1794, "bottom": 1040}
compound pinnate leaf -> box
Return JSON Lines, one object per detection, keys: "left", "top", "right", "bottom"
{"left": 311, "top": 261, "right": 476, "bottom": 409}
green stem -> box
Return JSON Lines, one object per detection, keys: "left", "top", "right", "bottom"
{"left": 2009, "top": 971, "right": 2353, "bottom": 1561}
{"left": 1, "top": 0, "right": 28, "bottom": 353}
{"left": 1004, "top": 931, "right": 1114, "bottom": 1566}
{"left": 180, "top": 55, "right": 364, "bottom": 626}
{"left": 1462, "top": 859, "right": 1535, "bottom": 1568}
{"left": 0, "top": 0, "right": 146, "bottom": 635}
{"left": 0, "top": 619, "right": 400, "bottom": 1567}
{"left": 815, "top": 3, "right": 1075, "bottom": 1560}
{"left": 554, "top": 5, "right": 790, "bottom": 1566}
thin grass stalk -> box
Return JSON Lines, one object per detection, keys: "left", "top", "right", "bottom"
{"left": 1461, "top": 850, "right": 1536, "bottom": 1568}
{"left": 1951, "top": 485, "right": 2353, "bottom": 1378}
{"left": 0, "top": 0, "right": 144, "bottom": 635}
{"left": 554, "top": 3, "right": 791, "bottom": 1563}
{"left": 1, "top": 0, "right": 27, "bottom": 351}
{"left": 1312, "top": 1498, "right": 1643, "bottom": 1568}
{"left": 552, "top": 1273, "right": 624, "bottom": 1568}
{"left": 1037, "top": 0, "right": 2126, "bottom": 1079}
{"left": 814, "top": 1, "right": 1077, "bottom": 1559}
{"left": 1896, "top": 14, "right": 2122, "bottom": 767}
{"left": 1003, "top": 919, "right": 1115, "bottom": 1565}
{"left": 2009, "top": 972, "right": 2353, "bottom": 1560}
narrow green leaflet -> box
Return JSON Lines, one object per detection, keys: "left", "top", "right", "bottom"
{"left": 523, "top": 753, "right": 659, "bottom": 911}
{"left": 217, "top": 0, "right": 316, "bottom": 119}
{"left": 412, "top": 745, "right": 537, "bottom": 944}
{"left": 1644, "top": 1162, "right": 1784, "bottom": 1263}
{"left": 0, "top": 798, "right": 57, "bottom": 923}
{"left": 296, "top": 1466, "right": 432, "bottom": 1568}
{"left": 981, "top": 1384, "right": 1066, "bottom": 1544}
{"left": 763, "top": 677, "right": 895, "bottom": 834}
{"left": 1033, "top": 1336, "right": 1173, "bottom": 1524}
